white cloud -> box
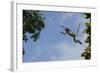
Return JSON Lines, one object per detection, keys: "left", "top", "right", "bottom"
{"left": 62, "top": 13, "right": 76, "bottom": 19}
{"left": 57, "top": 13, "right": 76, "bottom": 25}
{"left": 53, "top": 41, "right": 83, "bottom": 60}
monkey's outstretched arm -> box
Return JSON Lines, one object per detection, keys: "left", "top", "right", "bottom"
{"left": 61, "top": 26, "right": 65, "bottom": 28}
{"left": 61, "top": 31, "right": 66, "bottom": 35}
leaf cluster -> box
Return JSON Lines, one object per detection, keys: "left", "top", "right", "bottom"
{"left": 23, "top": 10, "right": 45, "bottom": 55}
{"left": 81, "top": 13, "right": 91, "bottom": 59}
{"left": 23, "top": 10, "right": 45, "bottom": 42}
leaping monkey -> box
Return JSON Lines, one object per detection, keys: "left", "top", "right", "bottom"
{"left": 61, "top": 25, "right": 82, "bottom": 45}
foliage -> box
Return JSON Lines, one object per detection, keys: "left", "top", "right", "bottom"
{"left": 81, "top": 13, "right": 91, "bottom": 59}
{"left": 23, "top": 10, "right": 45, "bottom": 42}
{"left": 84, "top": 13, "right": 91, "bottom": 19}
{"left": 23, "top": 10, "right": 45, "bottom": 55}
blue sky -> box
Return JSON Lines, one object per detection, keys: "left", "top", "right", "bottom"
{"left": 23, "top": 11, "right": 88, "bottom": 62}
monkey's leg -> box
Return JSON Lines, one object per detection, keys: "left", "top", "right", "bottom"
{"left": 72, "top": 35, "right": 77, "bottom": 43}
{"left": 77, "top": 40, "right": 82, "bottom": 44}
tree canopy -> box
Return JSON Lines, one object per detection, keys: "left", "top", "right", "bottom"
{"left": 23, "top": 10, "right": 45, "bottom": 42}
{"left": 23, "top": 10, "right": 45, "bottom": 55}
{"left": 81, "top": 13, "right": 91, "bottom": 59}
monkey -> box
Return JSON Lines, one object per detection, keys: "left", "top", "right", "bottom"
{"left": 61, "top": 26, "right": 82, "bottom": 45}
